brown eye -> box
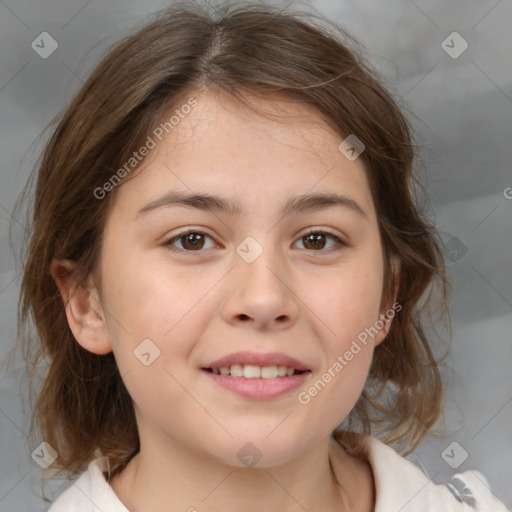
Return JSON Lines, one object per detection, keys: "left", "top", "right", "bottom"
{"left": 164, "top": 231, "right": 216, "bottom": 252}
{"left": 303, "top": 233, "right": 327, "bottom": 250}
{"left": 180, "top": 233, "right": 205, "bottom": 250}
{"left": 295, "top": 231, "right": 346, "bottom": 252}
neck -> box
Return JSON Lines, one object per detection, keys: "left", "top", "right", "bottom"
{"left": 109, "top": 436, "right": 362, "bottom": 512}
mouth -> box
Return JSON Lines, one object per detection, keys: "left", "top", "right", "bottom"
{"left": 203, "top": 351, "right": 311, "bottom": 378}
{"left": 202, "top": 365, "right": 310, "bottom": 379}
{"left": 201, "top": 351, "right": 311, "bottom": 399}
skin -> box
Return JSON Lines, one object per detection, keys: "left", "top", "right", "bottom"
{"left": 52, "top": 89, "right": 399, "bottom": 512}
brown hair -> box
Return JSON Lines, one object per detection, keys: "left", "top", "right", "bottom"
{"left": 13, "top": 0, "right": 450, "bottom": 496}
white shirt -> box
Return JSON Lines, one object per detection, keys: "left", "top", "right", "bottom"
{"left": 47, "top": 436, "right": 510, "bottom": 511}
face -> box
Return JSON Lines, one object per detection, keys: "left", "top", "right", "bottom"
{"left": 64, "top": 90, "right": 395, "bottom": 468}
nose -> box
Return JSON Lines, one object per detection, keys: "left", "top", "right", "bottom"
{"left": 221, "top": 243, "right": 300, "bottom": 331}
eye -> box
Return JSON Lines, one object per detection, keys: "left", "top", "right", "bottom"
{"left": 163, "top": 228, "right": 348, "bottom": 254}
{"left": 294, "top": 229, "right": 347, "bottom": 253}
{"left": 164, "top": 230, "right": 217, "bottom": 252}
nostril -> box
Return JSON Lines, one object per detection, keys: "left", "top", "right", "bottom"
{"left": 239, "top": 314, "right": 250, "bottom": 320}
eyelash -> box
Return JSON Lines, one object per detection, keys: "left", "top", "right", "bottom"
{"left": 163, "top": 228, "right": 348, "bottom": 255}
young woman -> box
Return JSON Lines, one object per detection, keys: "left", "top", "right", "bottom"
{"left": 17, "top": 3, "right": 509, "bottom": 511}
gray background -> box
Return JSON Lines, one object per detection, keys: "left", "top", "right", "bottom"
{"left": 1, "top": 0, "right": 511, "bottom": 510}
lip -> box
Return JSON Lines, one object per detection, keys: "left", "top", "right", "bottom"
{"left": 204, "top": 351, "right": 310, "bottom": 371}
{"left": 202, "top": 370, "right": 310, "bottom": 399}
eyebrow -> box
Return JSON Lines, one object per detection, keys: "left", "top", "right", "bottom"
{"left": 135, "top": 190, "right": 367, "bottom": 219}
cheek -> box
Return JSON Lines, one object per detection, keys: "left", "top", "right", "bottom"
{"left": 312, "top": 260, "right": 384, "bottom": 345}
{"left": 98, "top": 261, "right": 212, "bottom": 417}
{"left": 100, "top": 249, "right": 222, "bottom": 366}
{"left": 297, "top": 270, "right": 382, "bottom": 427}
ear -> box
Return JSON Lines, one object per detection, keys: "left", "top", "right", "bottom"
{"left": 374, "top": 255, "right": 401, "bottom": 347}
{"left": 50, "top": 259, "right": 113, "bottom": 355}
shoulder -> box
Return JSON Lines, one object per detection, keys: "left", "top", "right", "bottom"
{"left": 47, "top": 457, "right": 129, "bottom": 512}
{"left": 365, "top": 436, "right": 510, "bottom": 512}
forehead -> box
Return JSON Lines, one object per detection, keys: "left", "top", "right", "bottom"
{"left": 110, "top": 89, "right": 376, "bottom": 221}
{"left": 163, "top": 90, "right": 345, "bottom": 165}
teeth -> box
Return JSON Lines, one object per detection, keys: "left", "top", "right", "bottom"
{"left": 243, "top": 365, "right": 261, "bottom": 379}
{"left": 261, "top": 366, "right": 278, "bottom": 379}
{"left": 230, "top": 364, "right": 243, "bottom": 377}
{"left": 214, "top": 364, "right": 300, "bottom": 378}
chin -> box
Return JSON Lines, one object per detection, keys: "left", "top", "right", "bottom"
{"left": 202, "top": 432, "right": 308, "bottom": 469}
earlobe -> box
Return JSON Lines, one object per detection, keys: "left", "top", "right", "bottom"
{"left": 373, "top": 311, "right": 394, "bottom": 347}
{"left": 50, "top": 259, "right": 113, "bottom": 355}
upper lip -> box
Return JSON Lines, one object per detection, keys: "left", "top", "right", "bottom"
{"left": 204, "top": 351, "right": 310, "bottom": 371}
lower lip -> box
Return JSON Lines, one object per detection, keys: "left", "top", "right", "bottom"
{"left": 202, "top": 370, "right": 310, "bottom": 399}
